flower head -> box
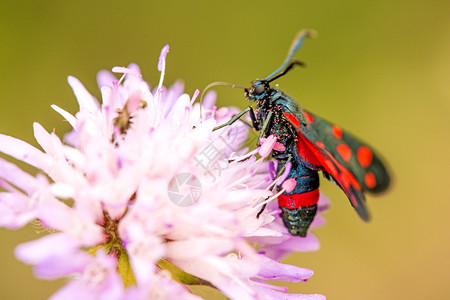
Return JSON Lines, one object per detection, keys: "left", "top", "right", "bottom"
{"left": 0, "top": 45, "right": 327, "bottom": 299}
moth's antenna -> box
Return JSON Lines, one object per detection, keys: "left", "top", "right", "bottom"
{"left": 263, "top": 29, "right": 317, "bottom": 81}
{"left": 267, "top": 60, "right": 306, "bottom": 83}
{"left": 199, "top": 81, "right": 249, "bottom": 118}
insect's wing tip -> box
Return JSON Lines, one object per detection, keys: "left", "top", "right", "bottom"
{"left": 358, "top": 208, "right": 371, "bottom": 222}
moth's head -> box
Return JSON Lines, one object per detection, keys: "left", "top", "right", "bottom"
{"left": 245, "top": 80, "right": 270, "bottom": 102}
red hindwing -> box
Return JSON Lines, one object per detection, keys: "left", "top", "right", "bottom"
{"left": 282, "top": 110, "right": 390, "bottom": 221}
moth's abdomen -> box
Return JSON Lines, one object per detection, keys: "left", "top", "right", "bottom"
{"left": 278, "top": 190, "right": 319, "bottom": 237}
{"left": 280, "top": 204, "right": 318, "bottom": 237}
{"left": 276, "top": 157, "right": 320, "bottom": 237}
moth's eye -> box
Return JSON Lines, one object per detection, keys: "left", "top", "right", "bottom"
{"left": 254, "top": 84, "right": 265, "bottom": 95}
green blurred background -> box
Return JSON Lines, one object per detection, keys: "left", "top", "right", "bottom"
{"left": 0, "top": 0, "right": 448, "bottom": 299}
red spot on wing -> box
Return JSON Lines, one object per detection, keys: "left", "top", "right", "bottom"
{"left": 315, "top": 141, "right": 325, "bottom": 149}
{"left": 332, "top": 125, "right": 343, "bottom": 139}
{"left": 303, "top": 111, "right": 314, "bottom": 123}
{"left": 336, "top": 144, "right": 352, "bottom": 162}
{"left": 282, "top": 111, "right": 301, "bottom": 128}
{"left": 278, "top": 189, "right": 319, "bottom": 209}
{"left": 357, "top": 146, "right": 373, "bottom": 168}
{"left": 364, "top": 172, "right": 376, "bottom": 188}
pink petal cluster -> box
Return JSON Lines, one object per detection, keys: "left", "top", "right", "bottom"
{"left": 0, "top": 45, "right": 327, "bottom": 299}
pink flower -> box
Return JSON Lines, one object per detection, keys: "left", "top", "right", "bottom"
{"left": 0, "top": 45, "right": 327, "bottom": 299}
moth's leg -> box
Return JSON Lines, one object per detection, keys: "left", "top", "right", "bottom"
{"left": 213, "top": 106, "right": 259, "bottom": 131}
{"left": 257, "top": 110, "right": 273, "bottom": 146}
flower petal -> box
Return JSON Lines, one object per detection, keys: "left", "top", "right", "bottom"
{"left": 0, "top": 134, "right": 51, "bottom": 171}
{"left": 260, "top": 234, "right": 320, "bottom": 260}
{"left": 258, "top": 287, "right": 326, "bottom": 300}
{"left": 15, "top": 233, "right": 81, "bottom": 265}
{"left": 34, "top": 251, "right": 91, "bottom": 279}
{"left": 97, "top": 69, "right": 117, "bottom": 88}
{"left": 0, "top": 157, "right": 41, "bottom": 194}
{"left": 67, "top": 75, "right": 100, "bottom": 114}
{"left": 51, "top": 105, "right": 77, "bottom": 128}
{"left": 257, "top": 256, "right": 314, "bottom": 282}
{"left": 0, "top": 192, "right": 36, "bottom": 229}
